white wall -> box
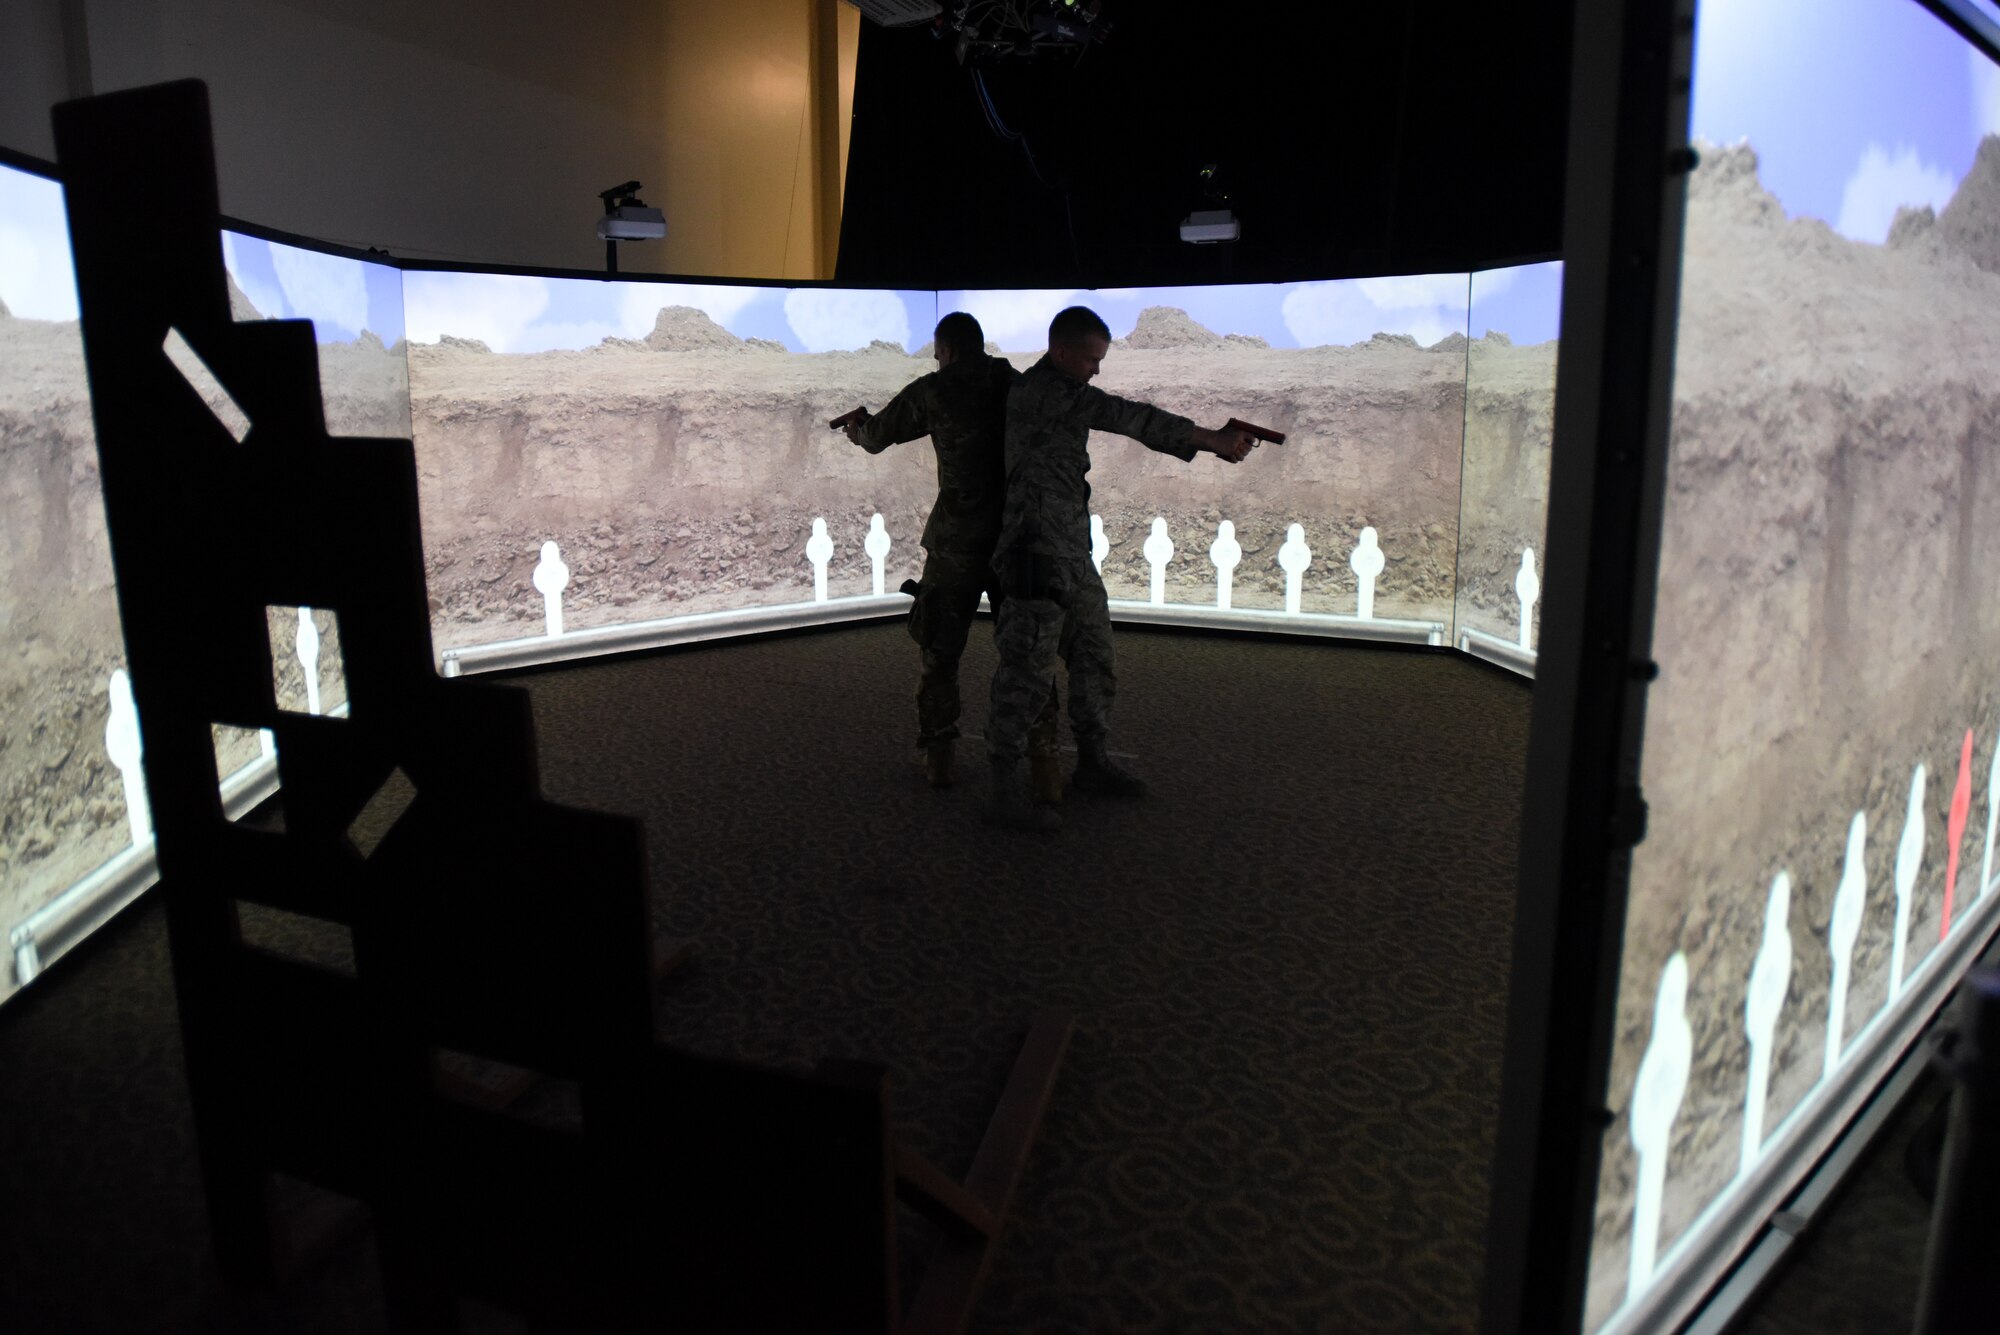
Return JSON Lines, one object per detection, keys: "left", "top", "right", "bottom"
{"left": 1, "top": 0, "right": 856, "bottom": 279}
{"left": 0, "top": 0, "right": 76, "bottom": 161}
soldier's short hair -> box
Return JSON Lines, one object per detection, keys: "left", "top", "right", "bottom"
{"left": 933, "top": 311, "right": 985, "bottom": 359}
{"left": 1048, "top": 305, "right": 1111, "bottom": 347}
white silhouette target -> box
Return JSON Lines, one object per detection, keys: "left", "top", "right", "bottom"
{"left": 1741, "top": 871, "right": 1793, "bottom": 1176}
{"left": 1090, "top": 514, "right": 1109, "bottom": 574}
{"left": 1891, "top": 763, "right": 1927, "bottom": 1001}
{"left": 1278, "top": 524, "right": 1312, "bottom": 616}
{"left": 1516, "top": 547, "right": 1541, "bottom": 649}
{"left": 806, "top": 518, "right": 834, "bottom": 603}
{"left": 294, "top": 608, "right": 322, "bottom": 715}
{"left": 1629, "top": 952, "right": 1692, "bottom": 1302}
{"left": 104, "top": 670, "right": 151, "bottom": 846}
{"left": 1209, "top": 520, "right": 1242, "bottom": 610}
{"left": 1826, "top": 811, "right": 1867, "bottom": 1079}
{"left": 1143, "top": 518, "right": 1173, "bottom": 606}
{"left": 864, "top": 514, "right": 891, "bottom": 597}
{"left": 533, "top": 541, "right": 570, "bottom": 637}
{"left": 1349, "top": 527, "right": 1384, "bottom": 621}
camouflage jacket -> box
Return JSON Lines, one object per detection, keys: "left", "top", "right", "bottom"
{"left": 856, "top": 353, "right": 1020, "bottom": 555}
{"left": 995, "top": 354, "right": 1198, "bottom": 559}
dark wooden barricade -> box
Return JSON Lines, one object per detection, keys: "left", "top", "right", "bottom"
{"left": 53, "top": 79, "right": 1069, "bottom": 1334}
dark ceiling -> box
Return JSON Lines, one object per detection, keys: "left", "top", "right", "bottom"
{"left": 835, "top": 0, "right": 1573, "bottom": 290}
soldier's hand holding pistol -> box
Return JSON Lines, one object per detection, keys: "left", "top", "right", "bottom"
{"left": 829, "top": 406, "right": 871, "bottom": 444}
{"left": 1193, "top": 424, "right": 1259, "bottom": 463}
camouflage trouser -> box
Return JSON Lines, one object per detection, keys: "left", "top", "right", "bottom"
{"left": 986, "top": 552, "right": 1114, "bottom": 765}
{"left": 908, "top": 548, "right": 993, "bottom": 746}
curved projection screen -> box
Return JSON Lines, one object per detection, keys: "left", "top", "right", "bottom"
{"left": 0, "top": 159, "right": 408, "bottom": 1002}
{"left": 0, "top": 160, "right": 124, "bottom": 996}
{"left": 5, "top": 178, "right": 1562, "bottom": 1006}
{"left": 938, "top": 282, "right": 1472, "bottom": 629}
{"left": 1455, "top": 262, "right": 1562, "bottom": 660}
{"left": 221, "top": 231, "right": 411, "bottom": 440}
{"left": 402, "top": 274, "right": 941, "bottom": 650}
{"left": 1587, "top": 1, "right": 2000, "bottom": 1327}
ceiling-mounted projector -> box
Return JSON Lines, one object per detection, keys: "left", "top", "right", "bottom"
{"left": 1179, "top": 209, "right": 1240, "bottom": 244}
{"left": 598, "top": 205, "right": 666, "bottom": 241}
{"left": 597, "top": 181, "right": 665, "bottom": 241}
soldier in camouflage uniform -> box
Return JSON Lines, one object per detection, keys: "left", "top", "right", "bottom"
{"left": 848, "top": 311, "right": 1038, "bottom": 788}
{"left": 985, "top": 305, "right": 1258, "bottom": 830}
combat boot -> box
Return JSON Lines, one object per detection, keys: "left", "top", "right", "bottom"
{"left": 922, "top": 739, "right": 955, "bottom": 789}
{"left": 1029, "top": 751, "right": 1064, "bottom": 804}
{"left": 1027, "top": 706, "right": 1062, "bottom": 805}
{"left": 1071, "top": 739, "right": 1147, "bottom": 799}
{"left": 985, "top": 758, "right": 1061, "bottom": 832}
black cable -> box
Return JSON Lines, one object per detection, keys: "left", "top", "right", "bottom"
{"left": 967, "top": 71, "right": 1013, "bottom": 151}
{"left": 967, "top": 31, "right": 1080, "bottom": 276}
{"left": 972, "top": 69, "right": 1049, "bottom": 185}
{"left": 971, "top": 70, "right": 1018, "bottom": 139}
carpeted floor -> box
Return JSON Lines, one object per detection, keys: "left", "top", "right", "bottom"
{"left": 0, "top": 622, "right": 1538, "bottom": 1333}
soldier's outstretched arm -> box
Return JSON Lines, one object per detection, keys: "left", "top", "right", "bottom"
{"left": 1077, "top": 383, "right": 1258, "bottom": 464}
{"left": 1077, "top": 382, "right": 1200, "bottom": 461}
{"left": 851, "top": 379, "right": 931, "bottom": 453}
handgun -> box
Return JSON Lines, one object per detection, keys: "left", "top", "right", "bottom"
{"left": 829, "top": 406, "right": 871, "bottom": 432}
{"left": 1226, "top": 418, "right": 1286, "bottom": 445}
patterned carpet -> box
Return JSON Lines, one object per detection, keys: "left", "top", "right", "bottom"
{"left": 1, "top": 623, "right": 1533, "bottom": 1333}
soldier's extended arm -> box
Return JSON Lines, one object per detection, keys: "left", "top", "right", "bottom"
{"left": 851, "top": 379, "right": 932, "bottom": 454}
{"left": 1077, "top": 384, "right": 1259, "bottom": 463}
{"left": 1076, "top": 383, "right": 1199, "bottom": 460}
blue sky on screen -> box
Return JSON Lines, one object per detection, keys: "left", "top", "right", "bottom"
{"left": 0, "top": 166, "right": 408, "bottom": 343}
{"left": 0, "top": 162, "right": 80, "bottom": 323}
{"left": 1470, "top": 261, "right": 1563, "bottom": 345}
{"left": 937, "top": 276, "right": 1476, "bottom": 352}
{"left": 221, "top": 232, "right": 405, "bottom": 346}
{"left": 401, "top": 271, "right": 937, "bottom": 355}
{"left": 1692, "top": 0, "right": 2000, "bottom": 241}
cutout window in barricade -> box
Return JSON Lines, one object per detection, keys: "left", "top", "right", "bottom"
{"left": 264, "top": 605, "right": 347, "bottom": 718}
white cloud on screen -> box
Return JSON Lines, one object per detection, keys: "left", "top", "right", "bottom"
{"left": 1281, "top": 272, "right": 1468, "bottom": 348}
{"left": 617, "top": 282, "right": 763, "bottom": 338}
{"left": 0, "top": 166, "right": 80, "bottom": 322}
{"left": 270, "top": 242, "right": 370, "bottom": 337}
{"left": 221, "top": 233, "right": 287, "bottom": 321}
{"left": 948, "top": 289, "right": 1079, "bottom": 351}
{"left": 1354, "top": 272, "right": 1469, "bottom": 310}
{"left": 1975, "top": 47, "right": 2000, "bottom": 139}
{"left": 0, "top": 216, "right": 80, "bottom": 322}
{"left": 404, "top": 272, "right": 552, "bottom": 352}
{"left": 783, "top": 288, "right": 912, "bottom": 351}
{"left": 1835, "top": 143, "right": 1958, "bottom": 243}
{"left": 1468, "top": 266, "right": 1519, "bottom": 300}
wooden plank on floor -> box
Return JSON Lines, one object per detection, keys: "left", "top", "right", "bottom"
{"left": 902, "top": 1010, "right": 1073, "bottom": 1335}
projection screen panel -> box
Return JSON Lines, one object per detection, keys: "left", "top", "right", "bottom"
{"left": 1455, "top": 262, "right": 1562, "bottom": 667}
{"left": 403, "top": 273, "right": 941, "bottom": 653}
{"left": 1586, "top": 2, "right": 2000, "bottom": 1327}
{"left": 939, "top": 281, "right": 1472, "bottom": 630}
